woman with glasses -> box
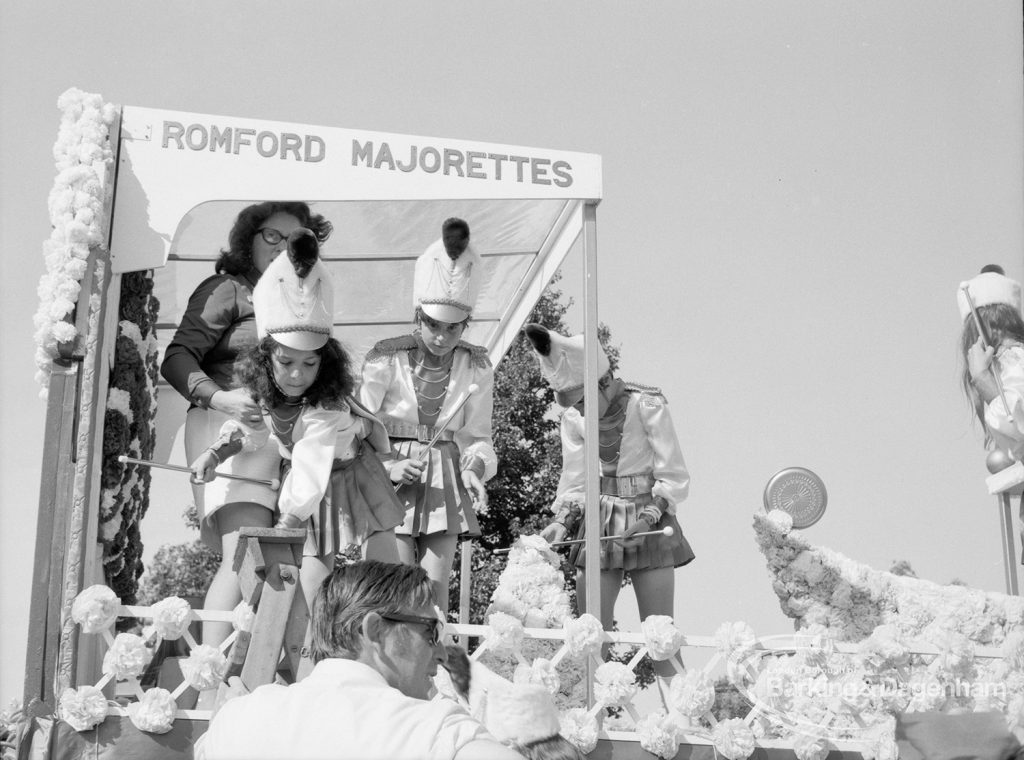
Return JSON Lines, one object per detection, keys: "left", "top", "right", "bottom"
{"left": 161, "top": 201, "right": 333, "bottom": 702}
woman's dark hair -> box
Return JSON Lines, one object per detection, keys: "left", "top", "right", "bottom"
{"left": 215, "top": 201, "right": 334, "bottom": 276}
{"left": 234, "top": 335, "right": 354, "bottom": 408}
{"left": 960, "top": 302, "right": 1024, "bottom": 427}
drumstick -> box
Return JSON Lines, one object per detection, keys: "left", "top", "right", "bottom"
{"left": 417, "top": 383, "right": 480, "bottom": 462}
{"left": 492, "top": 527, "right": 674, "bottom": 555}
{"left": 961, "top": 285, "right": 1016, "bottom": 427}
{"left": 118, "top": 455, "right": 281, "bottom": 491}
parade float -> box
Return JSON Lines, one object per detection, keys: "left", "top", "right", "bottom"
{"left": 17, "top": 89, "right": 1024, "bottom": 760}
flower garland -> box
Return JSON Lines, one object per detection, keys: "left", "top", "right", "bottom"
{"left": 100, "top": 274, "right": 160, "bottom": 603}
{"left": 753, "top": 510, "right": 1024, "bottom": 645}
{"left": 33, "top": 88, "right": 116, "bottom": 395}
{"left": 66, "top": 585, "right": 229, "bottom": 735}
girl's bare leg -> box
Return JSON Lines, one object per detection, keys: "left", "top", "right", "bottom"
{"left": 417, "top": 533, "right": 459, "bottom": 612}
{"left": 362, "top": 529, "right": 400, "bottom": 563}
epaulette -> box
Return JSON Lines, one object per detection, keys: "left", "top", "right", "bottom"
{"left": 624, "top": 380, "right": 666, "bottom": 404}
{"left": 456, "top": 340, "right": 492, "bottom": 369}
{"left": 363, "top": 334, "right": 419, "bottom": 363}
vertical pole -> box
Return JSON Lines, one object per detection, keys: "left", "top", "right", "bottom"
{"left": 23, "top": 358, "right": 81, "bottom": 716}
{"left": 581, "top": 202, "right": 601, "bottom": 706}
{"left": 459, "top": 540, "right": 473, "bottom": 626}
{"left": 998, "top": 494, "right": 1020, "bottom": 595}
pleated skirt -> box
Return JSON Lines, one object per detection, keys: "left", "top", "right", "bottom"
{"left": 288, "top": 442, "right": 406, "bottom": 558}
{"left": 391, "top": 439, "right": 481, "bottom": 538}
{"left": 568, "top": 492, "right": 695, "bottom": 571}
{"left": 184, "top": 406, "right": 281, "bottom": 551}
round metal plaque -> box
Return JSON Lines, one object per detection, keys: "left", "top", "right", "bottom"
{"left": 763, "top": 467, "right": 827, "bottom": 528}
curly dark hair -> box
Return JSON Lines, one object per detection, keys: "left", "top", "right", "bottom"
{"left": 215, "top": 201, "right": 334, "bottom": 276}
{"left": 234, "top": 335, "right": 354, "bottom": 409}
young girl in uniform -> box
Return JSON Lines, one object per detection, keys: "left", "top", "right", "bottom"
{"left": 359, "top": 217, "right": 497, "bottom": 612}
{"left": 959, "top": 265, "right": 1024, "bottom": 561}
{"left": 528, "top": 324, "right": 694, "bottom": 701}
{"left": 191, "top": 228, "right": 404, "bottom": 610}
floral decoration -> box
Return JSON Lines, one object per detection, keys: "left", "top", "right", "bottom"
{"left": 58, "top": 686, "right": 109, "bottom": 732}
{"left": 126, "top": 688, "right": 176, "bottom": 734}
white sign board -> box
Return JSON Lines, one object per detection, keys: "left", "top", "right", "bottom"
{"left": 109, "top": 106, "right": 602, "bottom": 273}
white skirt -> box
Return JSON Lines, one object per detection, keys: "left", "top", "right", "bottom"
{"left": 185, "top": 406, "right": 281, "bottom": 549}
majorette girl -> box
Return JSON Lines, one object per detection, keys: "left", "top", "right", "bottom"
{"left": 359, "top": 218, "right": 496, "bottom": 611}
{"left": 191, "top": 227, "right": 404, "bottom": 611}
{"left": 529, "top": 325, "right": 694, "bottom": 696}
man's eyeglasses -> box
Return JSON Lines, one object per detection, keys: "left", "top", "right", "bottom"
{"left": 380, "top": 612, "right": 445, "bottom": 646}
{"left": 257, "top": 228, "right": 289, "bottom": 245}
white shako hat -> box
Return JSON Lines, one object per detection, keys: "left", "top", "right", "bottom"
{"left": 413, "top": 217, "right": 483, "bottom": 323}
{"left": 523, "top": 323, "right": 610, "bottom": 407}
{"left": 253, "top": 228, "right": 334, "bottom": 351}
{"left": 957, "top": 265, "right": 1022, "bottom": 321}
{"left": 485, "top": 684, "right": 561, "bottom": 746}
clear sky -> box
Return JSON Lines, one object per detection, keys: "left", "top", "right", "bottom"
{"left": 1, "top": 1, "right": 1021, "bottom": 705}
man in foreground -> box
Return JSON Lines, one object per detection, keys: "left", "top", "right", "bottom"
{"left": 198, "top": 560, "right": 523, "bottom": 760}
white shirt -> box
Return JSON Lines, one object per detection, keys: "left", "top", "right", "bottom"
{"left": 985, "top": 344, "right": 1024, "bottom": 459}
{"left": 197, "top": 659, "right": 495, "bottom": 760}
{"left": 554, "top": 388, "right": 690, "bottom": 511}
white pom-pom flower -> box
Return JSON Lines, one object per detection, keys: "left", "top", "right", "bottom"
{"left": 793, "top": 733, "right": 829, "bottom": 760}
{"left": 71, "top": 585, "right": 120, "bottom": 634}
{"left": 486, "top": 612, "right": 525, "bottom": 654}
{"left": 513, "top": 658, "right": 560, "bottom": 695}
{"left": 180, "top": 645, "right": 227, "bottom": 690}
{"left": 636, "top": 710, "right": 680, "bottom": 759}
{"left": 857, "top": 624, "right": 909, "bottom": 672}
{"left": 766, "top": 509, "right": 794, "bottom": 534}
{"left": 715, "top": 621, "right": 757, "bottom": 657}
{"left": 712, "top": 717, "right": 756, "bottom": 760}
{"left": 127, "top": 688, "right": 177, "bottom": 734}
{"left": 150, "top": 597, "right": 192, "bottom": 640}
{"left": 102, "top": 633, "right": 151, "bottom": 680}
{"left": 593, "top": 662, "right": 637, "bottom": 707}
{"left": 642, "top": 615, "right": 685, "bottom": 660}
{"left": 58, "top": 686, "right": 108, "bottom": 731}
{"left": 668, "top": 669, "right": 715, "bottom": 718}
{"left": 564, "top": 614, "right": 604, "bottom": 659}
{"left": 560, "top": 708, "right": 599, "bottom": 754}
{"left": 232, "top": 602, "right": 255, "bottom": 633}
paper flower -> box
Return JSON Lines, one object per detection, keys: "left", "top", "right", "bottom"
{"left": 102, "top": 633, "right": 151, "bottom": 680}
{"left": 560, "top": 708, "right": 599, "bottom": 754}
{"left": 593, "top": 662, "right": 637, "bottom": 707}
{"left": 486, "top": 612, "right": 525, "bottom": 654}
{"left": 712, "top": 717, "right": 756, "bottom": 760}
{"left": 513, "top": 657, "right": 560, "bottom": 695}
{"left": 715, "top": 621, "right": 757, "bottom": 659}
{"left": 668, "top": 669, "right": 715, "bottom": 718}
{"left": 180, "top": 644, "right": 227, "bottom": 690}
{"left": 636, "top": 710, "right": 680, "bottom": 759}
{"left": 508, "top": 534, "right": 561, "bottom": 566}
{"left": 150, "top": 596, "right": 192, "bottom": 640}
{"left": 58, "top": 686, "right": 108, "bottom": 731}
{"left": 766, "top": 509, "right": 794, "bottom": 535}
{"left": 71, "top": 585, "right": 120, "bottom": 633}
{"left": 488, "top": 535, "right": 569, "bottom": 628}
{"left": 232, "top": 602, "right": 255, "bottom": 633}
{"left": 563, "top": 614, "right": 604, "bottom": 659}
{"left": 857, "top": 624, "right": 909, "bottom": 673}
{"left": 127, "top": 688, "right": 177, "bottom": 734}
{"left": 927, "top": 628, "right": 976, "bottom": 679}
{"left": 793, "top": 733, "right": 829, "bottom": 760}
{"left": 642, "top": 615, "right": 685, "bottom": 660}
{"left": 795, "top": 623, "right": 835, "bottom": 669}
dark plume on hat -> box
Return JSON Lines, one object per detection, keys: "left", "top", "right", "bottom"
{"left": 441, "top": 217, "right": 470, "bottom": 260}
{"left": 523, "top": 323, "right": 551, "bottom": 356}
{"left": 287, "top": 227, "right": 320, "bottom": 279}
